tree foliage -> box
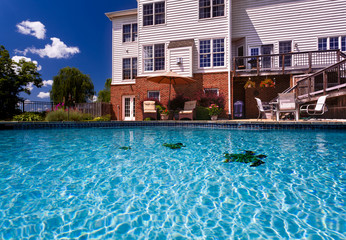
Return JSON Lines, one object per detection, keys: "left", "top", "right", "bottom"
{"left": 50, "top": 67, "right": 95, "bottom": 105}
{"left": 0, "top": 45, "right": 42, "bottom": 119}
{"left": 97, "top": 78, "right": 111, "bottom": 102}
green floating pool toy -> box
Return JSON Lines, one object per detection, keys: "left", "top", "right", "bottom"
{"left": 224, "top": 150, "right": 267, "bottom": 167}
{"left": 163, "top": 143, "right": 185, "bottom": 149}
{"left": 119, "top": 146, "right": 131, "bottom": 150}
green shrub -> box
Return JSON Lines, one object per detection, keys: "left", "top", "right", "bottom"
{"left": 196, "top": 106, "right": 210, "bottom": 120}
{"left": 92, "top": 115, "right": 111, "bottom": 121}
{"left": 144, "top": 117, "right": 151, "bottom": 121}
{"left": 13, "top": 112, "right": 44, "bottom": 121}
{"left": 45, "top": 109, "right": 92, "bottom": 121}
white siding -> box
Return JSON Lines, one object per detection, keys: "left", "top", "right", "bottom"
{"left": 232, "top": 0, "right": 346, "bottom": 55}
{"left": 138, "top": 0, "right": 230, "bottom": 76}
{"left": 168, "top": 47, "right": 193, "bottom": 77}
{"left": 112, "top": 14, "right": 138, "bottom": 85}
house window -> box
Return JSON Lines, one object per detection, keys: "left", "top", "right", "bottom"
{"left": 143, "top": 2, "right": 165, "bottom": 26}
{"left": 204, "top": 88, "right": 219, "bottom": 96}
{"left": 213, "top": 39, "right": 225, "bottom": 66}
{"left": 318, "top": 36, "right": 346, "bottom": 51}
{"left": 342, "top": 37, "right": 346, "bottom": 51}
{"left": 249, "top": 47, "right": 260, "bottom": 68}
{"left": 199, "top": 38, "right": 225, "bottom": 68}
{"left": 123, "top": 24, "right": 138, "bottom": 43}
{"left": 199, "top": 0, "right": 225, "bottom": 19}
{"left": 330, "top": 37, "right": 339, "bottom": 50}
{"left": 123, "top": 57, "right": 137, "bottom": 80}
{"left": 318, "top": 38, "right": 327, "bottom": 50}
{"left": 143, "top": 44, "right": 165, "bottom": 71}
{"left": 148, "top": 91, "right": 160, "bottom": 100}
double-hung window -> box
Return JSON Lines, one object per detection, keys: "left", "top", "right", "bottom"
{"left": 342, "top": 36, "right": 346, "bottom": 51}
{"left": 123, "top": 24, "right": 138, "bottom": 43}
{"left": 123, "top": 58, "right": 137, "bottom": 80}
{"left": 318, "top": 38, "right": 327, "bottom": 50}
{"left": 143, "top": 44, "right": 165, "bottom": 71}
{"left": 329, "top": 37, "right": 339, "bottom": 50}
{"left": 143, "top": 2, "right": 165, "bottom": 26}
{"left": 199, "top": 39, "right": 225, "bottom": 68}
{"left": 199, "top": 0, "right": 225, "bottom": 19}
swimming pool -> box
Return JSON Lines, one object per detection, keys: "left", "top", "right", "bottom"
{"left": 0, "top": 127, "right": 345, "bottom": 239}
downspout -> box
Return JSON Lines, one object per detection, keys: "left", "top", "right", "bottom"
{"left": 227, "top": 0, "right": 232, "bottom": 119}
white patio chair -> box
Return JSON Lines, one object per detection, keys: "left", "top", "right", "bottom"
{"left": 143, "top": 101, "right": 157, "bottom": 120}
{"left": 276, "top": 93, "right": 299, "bottom": 121}
{"left": 255, "top": 98, "right": 272, "bottom": 120}
{"left": 300, "top": 95, "right": 328, "bottom": 115}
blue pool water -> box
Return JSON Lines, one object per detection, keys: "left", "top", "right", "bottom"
{"left": 0, "top": 127, "right": 345, "bottom": 239}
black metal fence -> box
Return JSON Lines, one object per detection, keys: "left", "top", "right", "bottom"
{"left": 18, "top": 101, "right": 54, "bottom": 113}
{"left": 18, "top": 101, "right": 111, "bottom": 117}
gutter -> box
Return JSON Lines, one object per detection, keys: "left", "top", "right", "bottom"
{"left": 227, "top": 0, "right": 232, "bottom": 119}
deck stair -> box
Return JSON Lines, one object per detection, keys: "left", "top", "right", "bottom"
{"left": 270, "top": 57, "right": 346, "bottom": 105}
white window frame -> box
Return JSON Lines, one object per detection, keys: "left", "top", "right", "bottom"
{"left": 198, "top": 38, "right": 225, "bottom": 69}
{"left": 122, "top": 23, "right": 138, "bottom": 43}
{"left": 199, "top": 0, "right": 225, "bottom": 20}
{"left": 122, "top": 57, "right": 137, "bottom": 80}
{"left": 317, "top": 36, "right": 346, "bottom": 51}
{"left": 143, "top": 44, "right": 165, "bottom": 72}
{"left": 147, "top": 90, "right": 160, "bottom": 100}
{"left": 204, "top": 88, "right": 219, "bottom": 96}
{"left": 143, "top": 1, "right": 166, "bottom": 27}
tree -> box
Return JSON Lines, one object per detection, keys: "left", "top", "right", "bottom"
{"left": 97, "top": 78, "right": 111, "bottom": 102}
{"left": 50, "top": 67, "right": 95, "bottom": 106}
{"left": 0, "top": 45, "right": 42, "bottom": 119}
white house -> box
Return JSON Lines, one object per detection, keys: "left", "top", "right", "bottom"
{"left": 106, "top": 0, "right": 346, "bottom": 120}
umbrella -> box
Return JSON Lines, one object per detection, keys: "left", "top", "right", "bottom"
{"left": 146, "top": 71, "right": 196, "bottom": 105}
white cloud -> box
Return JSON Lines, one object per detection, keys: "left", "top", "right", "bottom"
{"left": 26, "top": 82, "right": 34, "bottom": 91}
{"left": 16, "top": 20, "right": 46, "bottom": 39}
{"left": 23, "top": 37, "right": 80, "bottom": 59}
{"left": 93, "top": 96, "right": 98, "bottom": 102}
{"left": 43, "top": 80, "right": 53, "bottom": 87}
{"left": 12, "top": 55, "right": 42, "bottom": 71}
{"left": 37, "top": 92, "right": 50, "bottom": 99}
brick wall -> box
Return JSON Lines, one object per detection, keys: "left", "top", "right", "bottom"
{"left": 110, "top": 72, "right": 229, "bottom": 120}
{"left": 233, "top": 75, "right": 291, "bottom": 119}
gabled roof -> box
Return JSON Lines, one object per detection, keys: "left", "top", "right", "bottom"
{"left": 105, "top": 8, "right": 137, "bottom": 20}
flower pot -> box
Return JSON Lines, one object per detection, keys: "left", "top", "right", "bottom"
{"left": 161, "top": 114, "right": 169, "bottom": 120}
{"left": 211, "top": 115, "right": 218, "bottom": 121}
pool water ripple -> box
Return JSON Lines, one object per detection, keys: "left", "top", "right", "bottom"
{"left": 0, "top": 127, "right": 345, "bottom": 239}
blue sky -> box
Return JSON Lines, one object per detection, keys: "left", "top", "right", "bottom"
{"left": 0, "top": 0, "right": 137, "bottom": 101}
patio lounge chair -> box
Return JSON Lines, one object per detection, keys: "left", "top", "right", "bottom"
{"left": 276, "top": 93, "right": 299, "bottom": 121}
{"left": 143, "top": 101, "right": 157, "bottom": 120}
{"left": 255, "top": 98, "right": 272, "bottom": 120}
{"left": 300, "top": 95, "right": 328, "bottom": 115}
{"left": 179, "top": 100, "right": 197, "bottom": 120}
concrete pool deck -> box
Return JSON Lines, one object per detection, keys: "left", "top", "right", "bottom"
{"left": 1, "top": 119, "right": 345, "bottom": 130}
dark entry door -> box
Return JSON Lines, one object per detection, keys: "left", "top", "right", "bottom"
{"left": 279, "top": 41, "right": 292, "bottom": 67}
{"left": 261, "top": 45, "right": 273, "bottom": 68}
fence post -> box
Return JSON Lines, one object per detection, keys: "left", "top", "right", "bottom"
{"left": 308, "top": 52, "right": 312, "bottom": 73}
{"left": 256, "top": 56, "right": 260, "bottom": 76}
{"left": 323, "top": 71, "right": 327, "bottom": 95}
{"left": 282, "top": 54, "right": 285, "bottom": 74}
{"left": 308, "top": 77, "right": 311, "bottom": 100}
{"left": 22, "top": 100, "right": 25, "bottom": 112}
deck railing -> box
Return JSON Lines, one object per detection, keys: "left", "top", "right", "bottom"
{"left": 293, "top": 58, "right": 346, "bottom": 100}
{"left": 233, "top": 49, "right": 345, "bottom": 76}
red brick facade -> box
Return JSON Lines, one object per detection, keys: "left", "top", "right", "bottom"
{"left": 110, "top": 72, "right": 229, "bottom": 120}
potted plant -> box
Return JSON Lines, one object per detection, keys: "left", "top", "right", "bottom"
{"left": 260, "top": 78, "right": 275, "bottom": 88}
{"left": 160, "top": 108, "right": 170, "bottom": 120}
{"left": 244, "top": 78, "right": 256, "bottom": 89}
{"left": 208, "top": 104, "right": 222, "bottom": 120}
